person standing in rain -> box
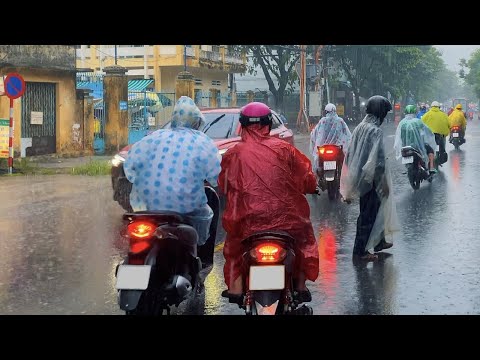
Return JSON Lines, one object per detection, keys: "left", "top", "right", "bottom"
{"left": 123, "top": 96, "right": 222, "bottom": 246}
{"left": 394, "top": 104, "right": 437, "bottom": 174}
{"left": 310, "top": 103, "right": 352, "bottom": 179}
{"left": 341, "top": 95, "right": 400, "bottom": 261}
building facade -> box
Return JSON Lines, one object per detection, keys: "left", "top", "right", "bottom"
{"left": 0, "top": 45, "right": 82, "bottom": 156}
{"left": 75, "top": 45, "right": 246, "bottom": 101}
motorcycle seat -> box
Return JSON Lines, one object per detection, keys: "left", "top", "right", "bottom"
{"left": 123, "top": 211, "right": 185, "bottom": 224}
{"left": 241, "top": 230, "right": 296, "bottom": 245}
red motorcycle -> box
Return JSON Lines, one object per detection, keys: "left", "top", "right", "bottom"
{"left": 316, "top": 144, "right": 344, "bottom": 201}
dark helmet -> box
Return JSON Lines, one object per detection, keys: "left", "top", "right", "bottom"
{"left": 239, "top": 102, "right": 273, "bottom": 128}
{"left": 366, "top": 95, "right": 392, "bottom": 121}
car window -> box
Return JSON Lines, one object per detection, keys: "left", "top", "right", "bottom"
{"left": 202, "top": 113, "right": 237, "bottom": 139}
{"left": 271, "top": 113, "right": 282, "bottom": 130}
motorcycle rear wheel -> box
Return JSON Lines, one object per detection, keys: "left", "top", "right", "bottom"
{"left": 407, "top": 167, "right": 421, "bottom": 190}
{"left": 326, "top": 181, "right": 339, "bottom": 201}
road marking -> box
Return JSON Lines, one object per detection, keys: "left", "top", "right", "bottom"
{"left": 214, "top": 242, "right": 224, "bottom": 252}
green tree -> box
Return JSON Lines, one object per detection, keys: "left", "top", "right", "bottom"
{"left": 323, "top": 45, "right": 446, "bottom": 117}
{"left": 459, "top": 49, "right": 480, "bottom": 100}
{"left": 235, "top": 45, "right": 308, "bottom": 109}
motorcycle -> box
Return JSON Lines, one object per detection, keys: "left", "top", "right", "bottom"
{"left": 115, "top": 186, "right": 220, "bottom": 316}
{"left": 316, "top": 144, "right": 344, "bottom": 201}
{"left": 401, "top": 146, "right": 433, "bottom": 190}
{"left": 449, "top": 126, "right": 464, "bottom": 150}
{"left": 434, "top": 134, "right": 448, "bottom": 170}
{"left": 222, "top": 230, "right": 313, "bottom": 315}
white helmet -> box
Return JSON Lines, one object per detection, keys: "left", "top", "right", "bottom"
{"left": 325, "top": 103, "right": 336, "bottom": 113}
{"left": 431, "top": 101, "right": 440, "bottom": 107}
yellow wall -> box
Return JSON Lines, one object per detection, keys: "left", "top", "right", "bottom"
{"left": 76, "top": 45, "right": 244, "bottom": 93}
{"left": 160, "top": 67, "right": 228, "bottom": 93}
{"left": 0, "top": 67, "right": 77, "bottom": 155}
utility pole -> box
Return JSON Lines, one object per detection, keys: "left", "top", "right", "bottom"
{"left": 315, "top": 45, "right": 323, "bottom": 116}
{"left": 115, "top": 45, "right": 118, "bottom": 65}
{"left": 296, "top": 45, "right": 309, "bottom": 133}
{"left": 184, "top": 45, "right": 187, "bottom": 71}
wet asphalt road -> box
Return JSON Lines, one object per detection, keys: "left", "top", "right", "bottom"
{"left": 1, "top": 117, "right": 479, "bottom": 315}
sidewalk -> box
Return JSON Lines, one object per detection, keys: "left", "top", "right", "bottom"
{"left": 28, "top": 155, "right": 112, "bottom": 169}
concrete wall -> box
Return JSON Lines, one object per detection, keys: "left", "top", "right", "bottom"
{"left": 0, "top": 67, "right": 79, "bottom": 155}
{"left": 0, "top": 45, "right": 76, "bottom": 71}
{"left": 160, "top": 66, "right": 228, "bottom": 93}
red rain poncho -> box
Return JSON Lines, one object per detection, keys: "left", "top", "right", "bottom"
{"left": 219, "top": 124, "right": 319, "bottom": 289}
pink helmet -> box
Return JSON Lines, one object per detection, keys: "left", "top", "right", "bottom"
{"left": 239, "top": 102, "right": 273, "bottom": 127}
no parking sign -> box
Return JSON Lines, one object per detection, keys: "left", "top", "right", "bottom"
{"left": 3, "top": 73, "right": 26, "bottom": 174}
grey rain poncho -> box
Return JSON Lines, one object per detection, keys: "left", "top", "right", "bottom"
{"left": 393, "top": 114, "right": 437, "bottom": 164}
{"left": 340, "top": 114, "right": 400, "bottom": 251}
{"left": 309, "top": 111, "right": 352, "bottom": 173}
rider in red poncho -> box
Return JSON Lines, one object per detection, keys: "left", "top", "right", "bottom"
{"left": 219, "top": 102, "right": 319, "bottom": 302}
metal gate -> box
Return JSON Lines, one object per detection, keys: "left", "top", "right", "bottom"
{"left": 93, "top": 99, "right": 105, "bottom": 154}
{"left": 21, "top": 82, "right": 56, "bottom": 156}
{"left": 128, "top": 91, "right": 150, "bottom": 144}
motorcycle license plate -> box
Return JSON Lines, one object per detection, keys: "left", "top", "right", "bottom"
{"left": 402, "top": 156, "right": 414, "bottom": 164}
{"left": 249, "top": 265, "right": 285, "bottom": 290}
{"left": 453, "top": 133, "right": 459, "bottom": 138}
{"left": 323, "top": 161, "right": 337, "bottom": 170}
{"left": 115, "top": 265, "right": 151, "bottom": 290}
{"left": 436, "top": 145, "right": 440, "bottom": 152}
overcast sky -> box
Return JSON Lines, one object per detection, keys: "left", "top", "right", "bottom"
{"left": 435, "top": 45, "right": 480, "bottom": 72}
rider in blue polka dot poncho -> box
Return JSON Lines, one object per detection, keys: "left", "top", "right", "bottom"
{"left": 124, "top": 96, "right": 222, "bottom": 245}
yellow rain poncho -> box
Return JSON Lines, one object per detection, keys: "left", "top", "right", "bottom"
{"left": 448, "top": 109, "right": 467, "bottom": 130}
{"left": 421, "top": 107, "right": 450, "bottom": 136}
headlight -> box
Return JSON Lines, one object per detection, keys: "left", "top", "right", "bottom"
{"left": 219, "top": 148, "right": 228, "bottom": 156}
{"left": 111, "top": 154, "right": 125, "bottom": 167}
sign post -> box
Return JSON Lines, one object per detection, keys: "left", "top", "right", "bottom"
{"left": 3, "top": 73, "right": 25, "bottom": 174}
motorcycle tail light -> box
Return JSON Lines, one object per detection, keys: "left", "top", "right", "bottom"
{"left": 250, "top": 242, "right": 287, "bottom": 263}
{"left": 318, "top": 145, "right": 339, "bottom": 159}
{"left": 127, "top": 221, "right": 157, "bottom": 254}
{"left": 452, "top": 126, "right": 460, "bottom": 131}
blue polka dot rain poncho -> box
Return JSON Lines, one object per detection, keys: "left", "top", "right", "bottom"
{"left": 124, "top": 96, "right": 222, "bottom": 217}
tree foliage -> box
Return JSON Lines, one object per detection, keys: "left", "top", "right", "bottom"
{"left": 322, "top": 45, "right": 456, "bottom": 116}
{"left": 459, "top": 49, "right": 480, "bottom": 100}
{"left": 235, "top": 45, "right": 312, "bottom": 109}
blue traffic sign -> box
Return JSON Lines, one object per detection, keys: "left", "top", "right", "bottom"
{"left": 4, "top": 73, "right": 25, "bottom": 99}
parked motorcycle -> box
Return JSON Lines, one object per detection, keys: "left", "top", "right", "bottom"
{"left": 316, "top": 144, "right": 344, "bottom": 200}
{"left": 115, "top": 186, "right": 220, "bottom": 316}
{"left": 449, "top": 126, "right": 464, "bottom": 150}
{"left": 222, "top": 230, "right": 313, "bottom": 315}
{"left": 401, "top": 146, "right": 433, "bottom": 190}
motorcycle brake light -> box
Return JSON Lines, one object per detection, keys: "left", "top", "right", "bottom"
{"left": 250, "top": 242, "right": 287, "bottom": 263}
{"left": 127, "top": 221, "right": 156, "bottom": 240}
{"left": 127, "top": 221, "right": 157, "bottom": 254}
{"left": 318, "top": 145, "right": 338, "bottom": 156}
